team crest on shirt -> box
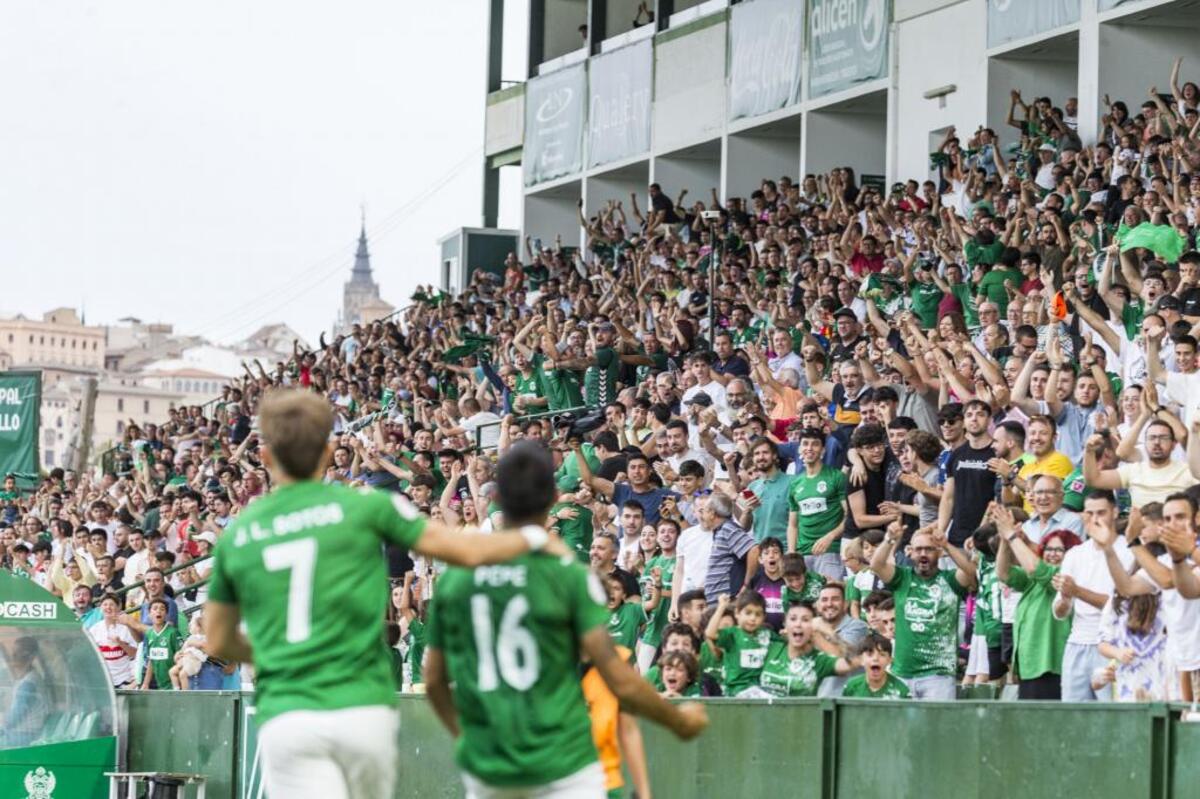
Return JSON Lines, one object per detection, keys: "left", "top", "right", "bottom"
{"left": 817, "top": 481, "right": 827, "bottom": 493}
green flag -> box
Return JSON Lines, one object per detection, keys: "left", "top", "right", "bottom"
{"left": 1118, "top": 222, "right": 1187, "bottom": 264}
{"left": 0, "top": 372, "right": 40, "bottom": 488}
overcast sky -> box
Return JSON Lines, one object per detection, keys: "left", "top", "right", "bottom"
{"left": 0, "top": 1, "right": 525, "bottom": 347}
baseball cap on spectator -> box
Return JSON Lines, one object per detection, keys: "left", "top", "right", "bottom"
{"left": 686, "top": 392, "right": 713, "bottom": 408}
{"left": 833, "top": 307, "right": 857, "bottom": 321}
{"left": 195, "top": 531, "right": 218, "bottom": 546}
{"left": 1157, "top": 295, "right": 1182, "bottom": 312}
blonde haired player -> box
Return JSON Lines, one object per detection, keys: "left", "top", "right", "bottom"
{"left": 204, "top": 390, "right": 572, "bottom": 799}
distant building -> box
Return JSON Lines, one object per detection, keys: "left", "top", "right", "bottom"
{"left": 338, "top": 220, "right": 392, "bottom": 333}
{"left": 91, "top": 377, "right": 184, "bottom": 456}
{"left": 0, "top": 308, "right": 106, "bottom": 371}
{"left": 40, "top": 380, "right": 83, "bottom": 471}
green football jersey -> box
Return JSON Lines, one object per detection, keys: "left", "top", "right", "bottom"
{"left": 607, "top": 601, "right": 647, "bottom": 650}
{"left": 782, "top": 572, "right": 826, "bottom": 607}
{"left": 787, "top": 467, "right": 846, "bottom": 555}
{"left": 540, "top": 361, "right": 584, "bottom": 411}
{"left": 715, "top": 626, "right": 777, "bottom": 696}
{"left": 638, "top": 555, "right": 676, "bottom": 648}
{"left": 758, "top": 641, "right": 838, "bottom": 697}
{"left": 885, "top": 566, "right": 967, "bottom": 679}
{"left": 841, "top": 672, "right": 910, "bottom": 699}
{"left": 549, "top": 501, "right": 593, "bottom": 563}
{"left": 406, "top": 618, "right": 427, "bottom": 685}
{"left": 583, "top": 347, "right": 620, "bottom": 407}
{"left": 207, "top": 481, "right": 427, "bottom": 724}
{"left": 426, "top": 552, "right": 610, "bottom": 788}
{"left": 143, "top": 624, "right": 184, "bottom": 689}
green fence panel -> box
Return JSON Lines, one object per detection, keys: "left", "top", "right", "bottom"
{"left": 836, "top": 701, "right": 1160, "bottom": 799}
{"left": 118, "top": 694, "right": 1200, "bottom": 798}
{"left": 1169, "top": 706, "right": 1200, "bottom": 798}
{"left": 638, "top": 700, "right": 826, "bottom": 799}
{"left": 119, "top": 690, "right": 240, "bottom": 798}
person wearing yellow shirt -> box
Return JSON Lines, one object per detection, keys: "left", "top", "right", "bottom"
{"left": 1014, "top": 415, "right": 1073, "bottom": 512}
{"left": 582, "top": 645, "right": 652, "bottom": 799}
{"left": 49, "top": 548, "right": 97, "bottom": 598}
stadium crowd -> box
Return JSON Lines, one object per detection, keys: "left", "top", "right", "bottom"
{"left": 8, "top": 59, "right": 1200, "bottom": 706}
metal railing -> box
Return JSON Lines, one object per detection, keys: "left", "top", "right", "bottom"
{"left": 473, "top": 405, "right": 591, "bottom": 450}
{"left": 114, "top": 553, "right": 212, "bottom": 602}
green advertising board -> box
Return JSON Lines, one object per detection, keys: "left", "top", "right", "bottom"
{"left": 0, "top": 372, "right": 41, "bottom": 488}
{"left": 808, "top": 0, "right": 890, "bottom": 100}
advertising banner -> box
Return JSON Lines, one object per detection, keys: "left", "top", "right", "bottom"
{"left": 587, "top": 40, "right": 653, "bottom": 168}
{"left": 524, "top": 63, "right": 587, "bottom": 186}
{"left": 808, "top": 0, "right": 890, "bottom": 100}
{"left": 729, "top": 0, "right": 804, "bottom": 120}
{"left": 987, "top": 0, "right": 1080, "bottom": 49}
{"left": 0, "top": 372, "right": 40, "bottom": 483}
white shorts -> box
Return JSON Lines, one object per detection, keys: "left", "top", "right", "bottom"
{"left": 462, "top": 761, "right": 606, "bottom": 799}
{"left": 259, "top": 705, "right": 398, "bottom": 799}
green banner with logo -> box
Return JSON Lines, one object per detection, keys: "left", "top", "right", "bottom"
{"left": 808, "top": 0, "right": 890, "bottom": 100}
{"left": 0, "top": 372, "right": 40, "bottom": 486}
{"left": 0, "top": 737, "right": 115, "bottom": 799}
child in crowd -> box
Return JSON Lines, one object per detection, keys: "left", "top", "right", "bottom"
{"left": 658, "top": 651, "right": 701, "bottom": 697}
{"left": 842, "top": 633, "right": 911, "bottom": 699}
{"left": 706, "top": 592, "right": 776, "bottom": 698}
{"left": 782, "top": 552, "right": 825, "bottom": 606}
{"left": 606, "top": 575, "right": 647, "bottom": 651}
{"left": 1096, "top": 593, "right": 1170, "bottom": 702}
{"left": 139, "top": 598, "right": 184, "bottom": 690}
{"left": 169, "top": 613, "right": 209, "bottom": 691}
{"left": 846, "top": 530, "right": 885, "bottom": 618}
{"left": 749, "top": 537, "right": 787, "bottom": 631}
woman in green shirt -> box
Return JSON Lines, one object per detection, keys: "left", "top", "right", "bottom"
{"left": 995, "top": 507, "right": 1079, "bottom": 700}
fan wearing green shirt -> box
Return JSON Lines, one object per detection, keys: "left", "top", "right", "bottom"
{"left": 994, "top": 504, "right": 1076, "bottom": 700}
{"left": 203, "top": 391, "right": 577, "bottom": 799}
{"left": 424, "top": 442, "right": 707, "bottom": 798}
{"left": 869, "top": 519, "right": 977, "bottom": 700}
{"left": 705, "top": 592, "right": 777, "bottom": 698}
{"left": 786, "top": 428, "right": 848, "bottom": 566}
{"left": 557, "top": 323, "right": 655, "bottom": 408}
{"left": 758, "top": 603, "right": 860, "bottom": 698}
{"left": 139, "top": 598, "right": 184, "bottom": 690}
{"left": 841, "top": 633, "right": 911, "bottom": 699}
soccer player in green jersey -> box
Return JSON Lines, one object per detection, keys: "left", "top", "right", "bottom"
{"left": 424, "top": 442, "right": 708, "bottom": 798}
{"left": 204, "top": 391, "right": 573, "bottom": 799}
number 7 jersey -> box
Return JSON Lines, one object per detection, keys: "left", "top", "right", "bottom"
{"left": 426, "top": 552, "right": 610, "bottom": 788}
{"left": 207, "top": 481, "right": 427, "bottom": 724}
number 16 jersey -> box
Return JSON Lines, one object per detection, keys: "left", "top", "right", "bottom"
{"left": 427, "top": 552, "right": 610, "bottom": 788}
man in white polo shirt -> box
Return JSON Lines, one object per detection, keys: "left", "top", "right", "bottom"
{"left": 1052, "top": 491, "right": 1133, "bottom": 701}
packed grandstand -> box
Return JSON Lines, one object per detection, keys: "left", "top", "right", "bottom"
{"left": 8, "top": 65, "right": 1200, "bottom": 716}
